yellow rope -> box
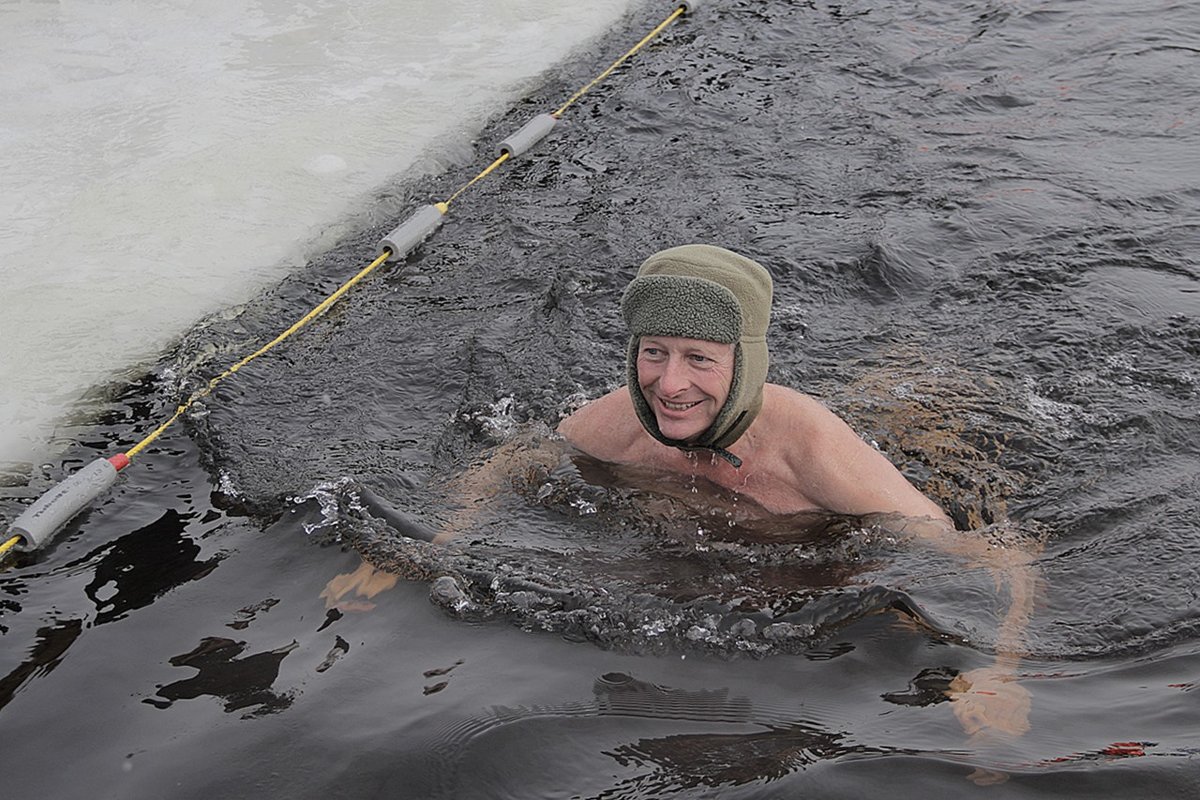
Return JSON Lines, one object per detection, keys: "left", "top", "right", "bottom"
{"left": 0, "top": 534, "right": 19, "bottom": 558}
{"left": 126, "top": 249, "right": 393, "bottom": 458}
{"left": 440, "top": 4, "right": 687, "bottom": 209}
{"left": 553, "top": 5, "right": 685, "bottom": 118}
{"left": 2, "top": 242, "right": 381, "bottom": 557}
{"left": 443, "top": 152, "right": 511, "bottom": 208}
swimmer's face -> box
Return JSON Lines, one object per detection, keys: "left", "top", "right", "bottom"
{"left": 636, "top": 336, "right": 735, "bottom": 443}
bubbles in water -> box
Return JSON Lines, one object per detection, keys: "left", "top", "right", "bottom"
{"left": 288, "top": 476, "right": 354, "bottom": 536}
{"left": 331, "top": 471, "right": 946, "bottom": 659}
{"left": 568, "top": 498, "right": 598, "bottom": 515}
{"left": 462, "top": 395, "right": 520, "bottom": 442}
{"left": 217, "top": 468, "right": 240, "bottom": 497}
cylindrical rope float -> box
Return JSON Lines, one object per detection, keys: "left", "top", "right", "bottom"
{"left": 497, "top": 113, "right": 559, "bottom": 158}
{"left": 6, "top": 455, "right": 129, "bottom": 552}
{"left": 379, "top": 203, "right": 447, "bottom": 262}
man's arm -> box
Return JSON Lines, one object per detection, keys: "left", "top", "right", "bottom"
{"left": 778, "top": 388, "right": 1038, "bottom": 738}
{"left": 941, "top": 533, "right": 1039, "bottom": 740}
{"left": 431, "top": 432, "right": 564, "bottom": 544}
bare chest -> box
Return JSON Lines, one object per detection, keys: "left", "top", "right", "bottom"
{"left": 632, "top": 438, "right": 820, "bottom": 515}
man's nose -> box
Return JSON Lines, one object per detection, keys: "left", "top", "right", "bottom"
{"left": 658, "top": 355, "right": 690, "bottom": 394}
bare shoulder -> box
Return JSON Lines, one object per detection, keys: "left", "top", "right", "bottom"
{"left": 760, "top": 383, "right": 947, "bottom": 520}
{"left": 760, "top": 384, "right": 850, "bottom": 444}
{"left": 761, "top": 383, "right": 889, "bottom": 465}
{"left": 557, "top": 387, "right": 644, "bottom": 461}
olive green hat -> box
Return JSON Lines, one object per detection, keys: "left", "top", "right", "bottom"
{"left": 621, "top": 244, "right": 773, "bottom": 466}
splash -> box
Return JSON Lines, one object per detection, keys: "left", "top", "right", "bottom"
{"left": 304, "top": 468, "right": 963, "bottom": 658}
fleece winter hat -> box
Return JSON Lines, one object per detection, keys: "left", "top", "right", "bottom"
{"left": 621, "top": 244, "right": 773, "bottom": 463}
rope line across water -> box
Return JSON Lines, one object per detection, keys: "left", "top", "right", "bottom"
{"left": 127, "top": 248, "right": 394, "bottom": 459}
{"left": 553, "top": 5, "right": 684, "bottom": 118}
{"left": 1, "top": 2, "right": 695, "bottom": 559}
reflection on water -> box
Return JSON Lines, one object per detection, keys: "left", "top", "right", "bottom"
{"left": 593, "top": 672, "right": 884, "bottom": 791}
{"left": 83, "top": 509, "right": 220, "bottom": 625}
{"left": 0, "top": 618, "right": 82, "bottom": 713}
{"left": 144, "top": 636, "right": 297, "bottom": 716}
{"left": 422, "top": 670, "right": 886, "bottom": 795}
{"left": 607, "top": 723, "right": 878, "bottom": 790}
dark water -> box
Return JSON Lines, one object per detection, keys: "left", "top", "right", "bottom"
{"left": 3, "top": 0, "right": 1199, "bottom": 796}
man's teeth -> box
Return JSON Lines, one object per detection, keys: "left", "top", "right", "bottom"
{"left": 662, "top": 399, "right": 700, "bottom": 411}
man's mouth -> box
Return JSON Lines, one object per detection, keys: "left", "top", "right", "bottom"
{"left": 658, "top": 398, "right": 701, "bottom": 412}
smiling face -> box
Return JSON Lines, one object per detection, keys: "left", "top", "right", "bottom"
{"left": 635, "top": 336, "right": 736, "bottom": 443}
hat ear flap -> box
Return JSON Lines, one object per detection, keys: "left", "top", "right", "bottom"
{"left": 626, "top": 337, "right": 662, "bottom": 442}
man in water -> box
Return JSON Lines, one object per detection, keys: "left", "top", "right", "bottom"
{"left": 562, "top": 244, "right": 1033, "bottom": 744}
{"left": 561, "top": 245, "right": 1030, "bottom": 738}
{"left": 558, "top": 243, "right": 950, "bottom": 524}
{"left": 329, "top": 243, "right": 1036, "bottom": 746}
